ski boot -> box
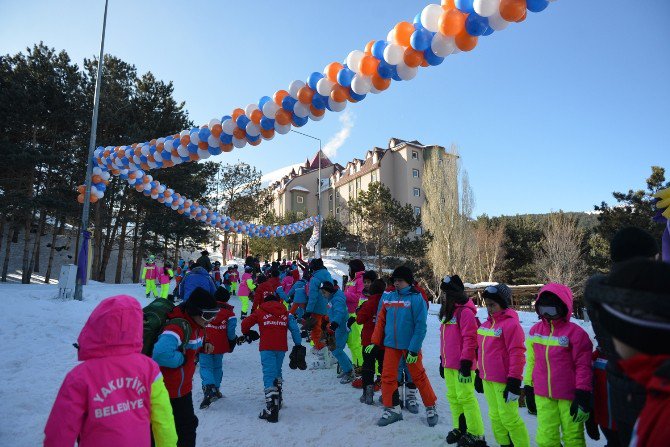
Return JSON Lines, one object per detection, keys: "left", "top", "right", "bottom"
{"left": 446, "top": 429, "right": 464, "bottom": 444}
{"left": 339, "top": 370, "right": 355, "bottom": 384}
{"left": 377, "top": 405, "right": 403, "bottom": 426}
{"left": 240, "top": 311, "right": 247, "bottom": 319}
{"left": 457, "top": 434, "right": 488, "bottom": 447}
{"left": 360, "top": 384, "right": 374, "bottom": 405}
{"left": 274, "top": 378, "right": 283, "bottom": 409}
{"left": 426, "top": 405, "right": 439, "bottom": 427}
{"left": 259, "top": 387, "right": 279, "bottom": 423}
{"left": 214, "top": 386, "right": 223, "bottom": 399}
{"left": 404, "top": 387, "right": 420, "bottom": 414}
{"left": 199, "top": 385, "right": 216, "bottom": 409}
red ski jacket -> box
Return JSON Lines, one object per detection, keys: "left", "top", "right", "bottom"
{"left": 203, "top": 303, "right": 236, "bottom": 355}
{"left": 620, "top": 353, "right": 670, "bottom": 447}
{"left": 251, "top": 277, "right": 281, "bottom": 313}
{"left": 242, "top": 300, "right": 293, "bottom": 351}
{"left": 357, "top": 292, "right": 383, "bottom": 347}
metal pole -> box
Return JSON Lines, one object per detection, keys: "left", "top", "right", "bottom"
{"left": 74, "top": 0, "right": 109, "bottom": 301}
{"left": 290, "top": 129, "right": 322, "bottom": 258}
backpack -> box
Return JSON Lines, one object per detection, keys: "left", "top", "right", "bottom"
{"left": 142, "top": 298, "right": 192, "bottom": 356}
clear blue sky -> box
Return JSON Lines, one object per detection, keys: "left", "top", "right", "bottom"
{"left": 2, "top": 0, "right": 668, "bottom": 216}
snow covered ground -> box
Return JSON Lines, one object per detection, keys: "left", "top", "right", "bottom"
{"left": 1, "top": 260, "right": 605, "bottom": 446}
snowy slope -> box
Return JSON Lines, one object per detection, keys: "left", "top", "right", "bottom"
{"left": 1, "top": 267, "right": 605, "bottom": 446}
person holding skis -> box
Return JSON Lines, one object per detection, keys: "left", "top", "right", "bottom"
{"left": 241, "top": 290, "right": 303, "bottom": 423}
{"left": 141, "top": 255, "right": 159, "bottom": 299}
{"left": 525, "top": 283, "right": 593, "bottom": 447}
{"left": 238, "top": 265, "right": 255, "bottom": 319}
{"left": 44, "top": 295, "right": 177, "bottom": 447}
{"left": 152, "top": 287, "right": 219, "bottom": 447}
{"left": 478, "top": 283, "right": 530, "bottom": 447}
{"left": 370, "top": 265, "right": 438, "bottom": 427}
{"left": 438, "top": 275, "right": 486, "bottom": 446}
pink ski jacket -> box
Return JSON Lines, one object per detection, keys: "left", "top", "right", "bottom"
{"left": 344, "top": 270, "right": 365, "bottom": 313}
{"left": 238, "top": 272, "right": 254, "bottom": 296}
{"left": 44, "top": 295, "right": 176, "bottom": 447}
{"left": 157, "top": 268, "right": 171, "bottom": 285}
{"left": 440, "top": 299, "right": 479, "bottom": 370}
{"left": 477, "top": 308, "right": 526, "bottom": 383}
{"left": 142, "top": 262, "right": 158, "bottom": 281}
{"left": 525, "top": 283, "right": 593, "bottom": 401}
{"left": 281, "top": 275, "right": 294, "bottom": 294}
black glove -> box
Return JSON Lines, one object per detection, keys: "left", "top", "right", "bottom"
{"left": 300, "top": 329, "right": 309, "bottom": 339}
{"left": 570, "top": 389, "right": 592, "bottom": 423}
{"left": 228, "top": 338, "right": 237, "bottom": 353}
{"left": 245, "top": 330, "right": 260, "bottom": 343}
{"left": 302, "top": 315, "right": 317, "bottom": 331}
{"left": 585, "top": 410, "right": 600, "bottom": 441}
{"left": 295, "top": 345, "right": 307, "bottom": 370}
{"left": 503, "top": 377, "right": 522, "bottom": 402}
{"left": 289, "top": 345, "right": 300, "bottom": 370}
{"left": 524, "top": 385, "right": 537, "bottom": 415}
{"left": 439, "top": 356, "right": 444, "bottom": 379}
{"left": 458, "top": 360, "right": 472, "bottom": 382}
{"left": 347, "top": 316, "right": 356, "bottom": 328}
{"left": 474, "top": 369, "right": 484, "bottom": 393}
{"left": 329, "top": 321, "right": 339, "bottom": 331}
{"left": 236, "top": 335, "right": 246, "bottom": 346}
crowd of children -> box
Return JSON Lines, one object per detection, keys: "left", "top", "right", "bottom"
{"left": 45, "top": 225, "right": 670, "bottom": 447}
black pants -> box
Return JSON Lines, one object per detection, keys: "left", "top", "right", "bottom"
{"left": 361, "top": 347, "right": 385, "bottom": 387}
{"left": 171, "top": 392, "right": 198, "bottom": 447}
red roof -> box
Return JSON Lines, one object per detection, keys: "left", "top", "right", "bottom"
{"left": 308, "top": 151, "right": 333, "bottom": 170}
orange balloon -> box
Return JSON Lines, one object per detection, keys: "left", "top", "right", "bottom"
{"left": 118, "top": 149, "right": 126, "bottom": 158}
{"left": 233, "top": 127, "right": 246, "bottom": 139}
{"left": 249, "top": 139, "right": 261, "bottom": 146}
{"left": 135, "top": 184, "right": 144, "bottom": 192}
{"left": 359, "top": 55, "right": 380, "bottom": 77}
{"left": 273, "top": 90, "right": 289, "bottom": 105}
{"left": 232, "top": 108, "right": 245, "bottom": 121}
{"left": 325, "top": 62, "right": 343, "bottom": 82}
{"left": 330, "top": 85, "right": 348, "bottom": 103}
{"left": 180, "top": 135, "right": 190, "bottom": 147}
{"left": 260, "top": 128, "right": 275, "bottom": 139}
{"left": 149, "top": 139, "right": 156, "bottom": 146}
{"left": 198, "top": 141, "right": 208, "bottom": 150}
{"left": 275, "top": 109, "right": 291, "bottom": 126}
{"left": 189, "top": 153, "right": 199, "bottom": 161}
{"left": 90, "top": 195, "right": 98, "bottom": 203}
{"left": 364, "top": 40, "right": 375, "bottom": 54}
{"left": 439, "top": 9, "right": 466, "bottom": 36}
{"left": 177, "top": 209, "right": 185, "bottom": 214}
{"left": 441, "top": 0, "right": 455, "bottom": 8}
{"left": 394, "top": 22, "right": 414, "bottom": 47}
{"left": 309, "top": 105, "right": 326, "bottom": 117}
{"left": 210, "top": 123, "right": 222, "bottom": 137}
{"left": 455, "top": 30, "right": 478, "bottom": 52}
{"left": 403, "top": 48, "right": 424, "bottom": 68}
{"left": 250, "top": 109, "right": 263, "bottom": 125}
{"left": 499, "top": 0, "right": 527, "bottom": 22}
{"left": 77, "top": 185, "right": 85, "bottom": 194}
{"left": 171, "top": 149, "right": 179, "bottom": 157}
{"left": 371, "top": 75, "right": 391, "bottom": 91}
{"left": 143, "top": 176, "right": 150, "bottom": 184}
{"left": 297, "top": 86, "right": 315, "bottom": 104}
{"left": 91, "top": 174, "right": 102, "bottom": 183}
{"left": 77, "top": 194, "right": 85, "bottom": 203}
{"left": 421, "top": 59, "right": 430, "bottom": 68}
{"left": 516, "top": 9, "right": 527, "bottom": 22}
{"left": 162, "top": 160, "right": 174, "bottom": 168}
{"left": 221, "top": 144, "right": 234, "bottom": 152}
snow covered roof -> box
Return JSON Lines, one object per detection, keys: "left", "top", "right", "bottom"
{"left": 290, "top": 186, "right": 310, "bottom": 192}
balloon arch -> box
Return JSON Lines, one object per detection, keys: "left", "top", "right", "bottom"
{"left": 79, "top": 0, "right": 557, "bottom": 239}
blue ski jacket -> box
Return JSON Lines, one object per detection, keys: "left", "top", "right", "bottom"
{"left": 372, "top": 286, "right": 428, "bottom": 354}
{"left": 306, "top": 268, "right": 332, "bottom": 315}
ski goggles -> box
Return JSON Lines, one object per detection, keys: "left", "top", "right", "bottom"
{"left": 485, "top": 286, "right": 499, "bottom": 295}
{"left": 200, "top": 309, "right": 219, "bottom": 322}
{"left": 538, "top": 305, "right": 559, "bottom": 318}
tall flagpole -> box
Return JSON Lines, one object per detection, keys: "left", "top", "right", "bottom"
{"left": 290, "top": 129, "right": 322, "bottom": 258}
{"left": 74, "top": 0, "right": 109, "bottom": 301}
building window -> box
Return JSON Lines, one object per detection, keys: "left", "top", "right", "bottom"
{"left": 413, "top": 188, "right": 421, "bottom": 197}
{"left": 336, "top": 207, "right": 340, "bottom": 214}
{"left": 329, "top": 194, "right": 333, "bottom": 202}
{"left": 414, "top": 206, "right": 421, "bottom": 216}
{"left": 297, "top": 196, "right": 304, "bottom": 204}
{"left": 412, "top": 169, "right": 419, "bottom": 178}
{"left": 415, "top": 226, "right": 423, "bottom": 235}
{"left": 371, "top": 172, "right": 377, "bottom": 183}
{"left": 412, "top": 150, "right": 419, "bottom": 160}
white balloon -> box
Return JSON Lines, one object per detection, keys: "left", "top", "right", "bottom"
{"left": 383, "top": 44, "right": 404, "bottom": 65}
{"left": 294, "top": 102, "right": 310, "bottom": 118}
{"left": 153, "top": 151, "right": 163, "bottom": 162}
{"left": 488, "top": 10, "right": 509, "bottom": 31}
{"left": 164, "top": 139, "right": 174, "bottom": 151}
{"left": 316, "top": 78, "right": 334, "bottom": 96}
{"left": 232, "top": 137, "right": 247, "bottom": 148}
{"left": 179, "top": 129, "right": 189, "bottom": 138}
{"left": 386, "top": 29, "right": 395, "bottom": 43}
{"left": 420, "top": 4, "right": 443, "bottom": 32}
{"left": 197, "top": 149, "right": 210, "bottom": 159}
{"left": 177, "top": 145, "right": 189, "bottom": 157}
{"left": 190, "top": 131, "right": 200, "bottom": 145}
{"left": 151, "top": 193, "right": 159, "bottom": 199}
{"left": 346, "top": 50, "right": 365, "bottom": 73}
{"left": 431, "top": 33, "right": 456, "bottom": 57}
{"left": 309, "top": 112, "right": 324, "bottom": 121}
{"left": 222, "top": 119, "right": 235, "bottom": 135}
{"left": 208, "top": 118, "right": 221, "bottom": 129}
{"left": 262, "top": 100, "right": 279, "bottom": 118}
{"left": 207, "top": 135, "right": 220, "bottom": 147}
{"left": 288, "top": 80, "right": 305, "bottom": 98}
{"left": 92, "top": 166, "right": 102, "bottom": 176}
{"left": 275, "top": 123, "right": 292, "bottom": 135}
{"left": 244, "top": 103, "right": 259, "bottom": 117}
{"left": 351, "top": 74, "right": 372, "bottom": 95}
{"left": 396, "top": 62, "right": 418, "bottom": 81}
{"left": 328, "top": 98, "right": 347, "bottom": 112}
{"left": 474, "top": 0, "right": 500, "bottom": 17}
{"left": 245, "top": 122, "right": 260, "bottom": 137}
{"left": 369, "top": 85, "right": 381, "bottom": 94}
{"left": 95, "top": 190, "right": 104, "bottom": 199}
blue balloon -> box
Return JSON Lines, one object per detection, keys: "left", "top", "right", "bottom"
{"left": 219, "top": 133, "right": 232, "bottom": 145}
{"left": 292, "top": 114, "right": 309, "bottom": 127}
{"left": 282, "top": 95, "right": 297, "bottom": 112}
{"left": 423, "top": 48, "right": 444, "bottom": 66}
{"left": 247, "top": 134, "right": 260, "bottom": 143}
{"left": 220, "top": 114, "right": 232, "bottom": 122}
{"left": 260, "top": 117, "right": 275, "bottom": 130}
{"left": 154, "top": 160, "right": 163, "bottom": 168}
{"left": 527, "top": 0, "right": 549, "bottom": 12}
{"left": 465, "top": 13, "right": 489, "bottom": 37}
{"left": 180, "top": 156, "right": 190, "bottom": 162}
{"left": 377, "top": 60, "right": 394, "bottom": 79}
{"left": 198, "top": 127, "right": 211, "bottom": 143}
{"left": 187, "top": 143, "right": 198, "bottom": 154}
{"left": 410, "top": 28, "right": 433, "bottom": 51}
{"left": 258, "top": 96, "right": 272, "bottom": 110}
{"left": 208, "top": 147, "right": 222, "bottom": 156}
{"left": 350, "top": 90, "right": 366, "bottom": 101}
{"left": 392, "top": 70, "right": 402, "bottom": 82}
{"left": 307, "top": 72, "right": 323, "bottom": 90}
{"left": 149, "top": 145, "right": 156, "bottom": 155}
{"left": 312, "top": 94, "right": 327, "bottom": 110}
{"left": 455, "top": 0, "right": 475, "bottom": 14}
{"left": 483, "top": 26, "right": 494, "bottom": 36}
{"left": 236, "top": 114, "right": 250, "bottom": 129}
{"left": 140, "top": 155, "right": 148, "bottom": 163}
{"left": 413, "top": 12, "right": 422, "bottom": 25}
{"left": 337, "top": 68, "right": 355, "bottom": 87}
{"left": 372, "top": 40, "right": 387, "bottom": 60}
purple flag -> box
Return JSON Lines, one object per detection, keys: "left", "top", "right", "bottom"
{"left": 76, "top": 230, "right": 91, "bottom": 285}
{"left": 663, "top": 221, "right": 670, "bottom": 263}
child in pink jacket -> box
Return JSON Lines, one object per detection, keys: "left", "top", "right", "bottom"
{"left": 478, "top": 284, "right": 530, "bottom": 447}
{"left": 438, "top": 275, "right": 485, "bottom": 446}
{"left": 44, "top": 295, "right": 176, "bottom": 447}
{"left": 525, "top": 283, "right": 593, "bottom": 447}
{"left": 238, "top": 266, "right": 256, "bottom": 318}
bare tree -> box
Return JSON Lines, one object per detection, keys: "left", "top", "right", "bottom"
{"left": 535, "top": 212, "right": 587, "bottom": 291}
{"left": 472, "top": 218, "right": 507, "bottom": 283}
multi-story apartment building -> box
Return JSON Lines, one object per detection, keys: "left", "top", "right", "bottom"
{"left": 268, "top": 138, "right": 456, "bottom": 236}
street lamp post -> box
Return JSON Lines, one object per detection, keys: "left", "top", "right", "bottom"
{"left": 74, "top": 0, "right": 109, "bottom": 301}
{"left": 290, "top": 129, "right": 322, "bottom": 258}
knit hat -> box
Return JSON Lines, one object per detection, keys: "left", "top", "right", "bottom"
{"left": 363, "top": 270, "right": 379, "bottom": 282}
{"left": 369, "top": 279, "right": 387, "bottom": 295}
{"left": 610, "top": 226, "right": 659, "bottom": 263}
{"left": 214, "top": 287, "right": 231, "bottom": 304}
{"left": 585, "top": 258, "right": 670, "bottom": 355}
{"left": 440, "top": 275, "right": 467, "bottom": 304}
{"left": 482, "top": 284, "right": 513, "bottom": 309}
{"left": 348, "top": 259, "right": 366, "bottom": 276}
{"left": 309, "top": 258, "right": 325, "bottom": 271}
{"left": 201, "top": 250, "right": 210, "bottom": 256}
{"left": 390, "top": 266, "right": 414, "bottom": 285}
{"left": 185, "top": 287, "right": 218, "bottom": 315}
{"left": 319, "top": 281, "right": 336, "bottom": 294}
